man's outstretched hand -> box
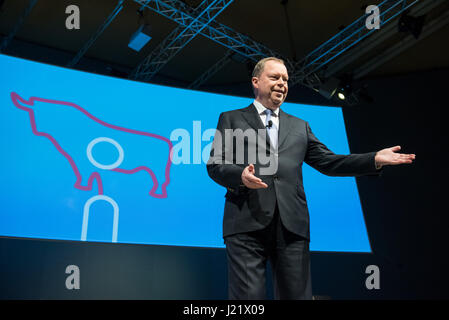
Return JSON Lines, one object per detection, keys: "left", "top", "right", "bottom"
{"left": 242, "top": 164, "right": 268, "bottom": 189}
{"left": 375, "top": 146, "right": 416, "bottom": 168}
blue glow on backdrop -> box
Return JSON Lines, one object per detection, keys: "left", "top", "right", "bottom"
{"left": 0, "top": 54, "right": 370, "bottom": 252}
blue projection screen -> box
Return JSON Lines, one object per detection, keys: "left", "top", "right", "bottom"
{"left": 0, "top": 54, "right": 370, "bottom": 252}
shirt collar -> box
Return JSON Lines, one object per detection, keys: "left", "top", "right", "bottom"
{"left": 253, "top": 100, "right": 279, "bottom": 117}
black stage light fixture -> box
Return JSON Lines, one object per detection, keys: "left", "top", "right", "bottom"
{"left": 337, "top": 88, "right": 347, "bottom": 100}
{"left": 129, "top": 24, "right": 152, "bottom": 52}
{"left": 334, "top": 76, "right": 373, "bottom": 106}
{"left": 335, "top": 74, "right": 355, "bottom": 102}
{"left": 129, "top": 9, "right": 152, "bottom": 52}
{"left": 398, "top": 12, "right": 426, "bottom": 39}
{"left": 318, "top": 77, "right": 340, "bottom": 100}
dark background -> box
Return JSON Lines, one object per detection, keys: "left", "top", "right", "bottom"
{"left": 1, "top": 0, "right": 448, "bottom": 299}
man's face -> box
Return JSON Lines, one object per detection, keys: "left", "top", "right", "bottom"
{"left": 252, "top": 60, "right": 289, "bottom": 110}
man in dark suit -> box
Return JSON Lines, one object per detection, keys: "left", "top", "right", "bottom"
{"left": 206, "top": 57, "right": 416, "bottom": 300}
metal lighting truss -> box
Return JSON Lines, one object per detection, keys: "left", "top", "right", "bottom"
{"left": 288, "top": 0, "right": 421, "bottom": 89}
{"left": 129, "top": 0, "right": 234, "bottom": 81}
{"left": 187, "top": 0, "right": 426, "bottom": 91}
{"left": 353, "top": 4, "right": 449, "bottom": 79}
{"left": 325, "top": 0, "right": 445, "bottom": 79}
{"left": 0, "top": 0, "right": 439, "bottom": 95}
{"left": 0, "top": 0, "right": 38, "bottom": 52}
{"left": 67, "top": 0, "right": 124, "bottom": 67}
{"left": 131, "top": 0, "right": 294, "bottom": 80}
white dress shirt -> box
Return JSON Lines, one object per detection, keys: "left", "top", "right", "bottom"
{"left": 253, "top": 100, "right": 280, "bottom": 131}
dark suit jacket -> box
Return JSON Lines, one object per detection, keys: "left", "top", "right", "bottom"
{"left": 207, "top": 104, "right": 381, "bottom": 240}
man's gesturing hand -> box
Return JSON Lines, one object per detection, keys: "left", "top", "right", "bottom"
{"left": 241, "top": 164, "right": 268, "bottom": 189}
{"left": 375, "top": 146, "right": 416, "bottom": 168}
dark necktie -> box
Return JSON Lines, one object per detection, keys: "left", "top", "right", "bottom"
{"left": 264, "top": 109, "right": 278, "bottom": 149}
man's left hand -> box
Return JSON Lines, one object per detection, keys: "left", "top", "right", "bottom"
{"left": 375, "top": 145, "right": 416, "bottom": 169}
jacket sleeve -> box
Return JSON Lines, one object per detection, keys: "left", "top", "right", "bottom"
{"left": 304, "top": 121, "right": 382, "bottom": 177}
{"left": 206, "top": 112, "right": 246, "bottom": 189}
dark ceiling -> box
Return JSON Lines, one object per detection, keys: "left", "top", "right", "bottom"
{"left": 0, "top": 0, "right": 448, "bottom": 92}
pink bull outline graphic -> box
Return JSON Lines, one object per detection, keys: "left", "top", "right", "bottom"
{"left": 10, "top": 92, "right": 174, "bottom": 242}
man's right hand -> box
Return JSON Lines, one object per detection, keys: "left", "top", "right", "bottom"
{"left": 241, "top": 164, "right": 268, "bottom": 189}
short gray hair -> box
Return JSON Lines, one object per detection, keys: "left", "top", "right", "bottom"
{"left": 252, "top": 57, "right": 285, "bottom": 78}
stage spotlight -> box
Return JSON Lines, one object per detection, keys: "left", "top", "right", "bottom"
{"left": 398, "top": 12, "right": 426, "bottom": 39}
{"left": 128, "top": 24, "right": 152, "bottom": 52}
{"left": 318, "top": 77, "right": 340, "bottom": 99}
{"left": 336, "top": 86, "right": 348, "bottom": 101}
{"left": 335, "top": 74, "right": 353, "bottom": 101}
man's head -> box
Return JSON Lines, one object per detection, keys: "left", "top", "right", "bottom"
{"left": 252, "top": 57, "right": 289, "bottom": 110}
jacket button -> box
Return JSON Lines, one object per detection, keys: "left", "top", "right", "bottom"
{"left": 273, "top": 175, "right": 279, "bottom": 181}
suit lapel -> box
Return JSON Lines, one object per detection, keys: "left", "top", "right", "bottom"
{"left": 242, "top": 104, "right": 272, "bottom": 150}
{"left": 242, "top": 104, "right": 265, "bottom": 131}
{"left": 277, "top": 108, "right": 293, "bottom": 149}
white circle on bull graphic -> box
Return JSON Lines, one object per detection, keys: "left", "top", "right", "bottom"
{"left": 86, "top": 137, "right": 124, "bottom": 170}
